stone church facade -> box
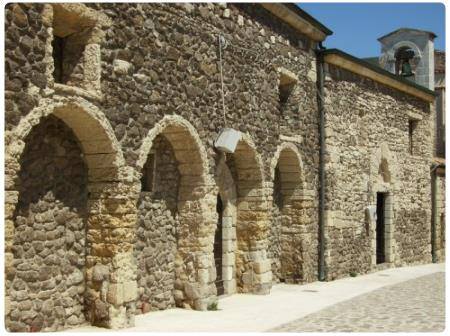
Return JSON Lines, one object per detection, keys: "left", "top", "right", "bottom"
{"left": 4, "top": 3, "right": 443, "bottom": 332}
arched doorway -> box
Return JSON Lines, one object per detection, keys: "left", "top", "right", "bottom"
{"left": 269, "top": 143, "right": 305, "bottom": 283}
{"left": 5, "top": 97, "right": 130, "bottom": 331}
{"left": 136, "top": 115, "right": 215, "bottom": 311}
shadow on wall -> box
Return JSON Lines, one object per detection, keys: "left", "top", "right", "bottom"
{"left": 10, "top": 115, "right": 88, "bottom": 331}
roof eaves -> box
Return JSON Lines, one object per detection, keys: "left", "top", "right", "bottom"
{"left": 260, "top": 3, "right": 332, "bottom": 42}
{"left": 378, "top": 28, "right": 437, "bottom": 41}
{"left": 321, "top": 48, "right": 437, "bottom": 102}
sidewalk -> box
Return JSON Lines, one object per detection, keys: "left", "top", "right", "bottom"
{"left": 68, "top": 263, "right": 445, "bottom": 332}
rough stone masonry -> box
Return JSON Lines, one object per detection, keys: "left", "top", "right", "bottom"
{"left": 4, "top": 3, "right": 440, "bottom": 332}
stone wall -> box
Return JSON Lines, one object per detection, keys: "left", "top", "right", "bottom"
{"left": 5, "top": 3, "right": 321, "bottom": 329}
{"left": 135, "top": 135, "right": 179, "bottom": 314}
{"left": 323, "top": 64, "right": 433, "bottom": 280}
{"left": 435, "top": 174, "right": 445, "bottom": 262}
{"left": 6, "top": 115, "right": 88, "bottom": 332}
{"left": 4, "top": 2, "right": 437, "bottom": 332}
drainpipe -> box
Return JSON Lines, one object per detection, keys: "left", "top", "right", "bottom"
{"left": 430, "top": 163, "right": 444, "bottom": 263}
{"left": 315, "top": 42, "right": 327, "bottom": 281}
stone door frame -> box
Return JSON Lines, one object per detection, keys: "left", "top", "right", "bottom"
{"left": 215, "top": 154, "right": 238, "bottom": 296}
{"left": 369, "top": 143, "right": 398, "bottom": 268}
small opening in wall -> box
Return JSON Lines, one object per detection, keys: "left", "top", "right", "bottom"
{"left": 278, "top": 69, "right": 298, "bottom": 106}
{"left": 141, "top": 152, "right": 156, "bottom": 192}
{"left": 279, "top": 81, "right": 295, "bottom": 105}
{"left": 52, "top": 35, "right": 65, "bottom": 83}
{"left": 408, "top": 119, "right": 418, "bottom": 155}
{"left": 51, "top": 4, "right": 93, "bottom": 87}
{"left": 376, "top": 192, "right": 387, "bottom": 264}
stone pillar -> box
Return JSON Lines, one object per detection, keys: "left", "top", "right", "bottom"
{"left": 174, "top": 183, "right": 217, "bottom": 310}
{"left": 85, "top": 181, "right": 138, "bottom": 328}
{"left": 4, "top": 190, "right": 19, "bottom": 320}
{"left": 237, "top": 183, "right": 272, "bottom": 295}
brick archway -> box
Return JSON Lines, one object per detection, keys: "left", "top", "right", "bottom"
{"left": 5, "top": 96, "right": 135, "bottom": 331}
{"left": 269, "top": 143, "right": 307, "bottom": 283}
{"left": 136, "top": 115, "right": 216, "bottom": 311}
{"left": 226, "top": 134, "right": 271, "bottom": 294}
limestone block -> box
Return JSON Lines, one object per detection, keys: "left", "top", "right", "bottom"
{"left": 222, "top": 252, "right": 235, "bottom": 266}
{"left": 194, "top": 298, "right": 208, "bottom": 311}
{"left": 222, "top": 240, "right": 234, "bottom": 253}
{"left": 173, "top": 290, "right": 184, "bottom": 302}
{"left": 107, "top": 283, "right": 123, "bottom": 305}
{"left": 197, "top": 268, "right": 209, "bottom": 284}
{"left": 255, "top": 271, "right": 273, "bottom": 283}
{"left": 5, "top": 203, "right": 16, "bottom": 220}
{"left": 113, "top": 59, "right": 133, "bottom": 75}
{"left": 242, "top": 271, "right": 253, "bottom": 285}
{"left": 122, "top": 281, "right": 138, "bottom": 302}
{"left": 184, "top": 283, "right": 200, "bottom": 300}
{"left": 196, "top": 254, "right": 211, "bottom": 268}
{"left": 222, "top": 227, "right": 236, "bottom": 240}
{"left": 108, "top": 305, "right": 128, "bottom": 329}
{"left": 222, "top": 266, "right": 234, "bottom": 281}
{"left": 5, "top": 190, "right": 19, "bottom": 204}
{"left": 223, "top": 280, "right": 236, "bottom": 295}
{"left": 92, "top": 264, "right": 110, "bottom": 282}
{"left": 253, "top": 260, "right": 271, "bottom": 274}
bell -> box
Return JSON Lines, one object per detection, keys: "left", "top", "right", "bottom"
{"left": 401, "top": 61, "right": 414, "bottom": 77}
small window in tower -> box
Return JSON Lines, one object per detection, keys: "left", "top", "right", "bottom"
{"left": 408, "top": 119, "right": 418, "bottom": 155}
{"left": 278, "top": 67, "right": 298, "bottom": 105}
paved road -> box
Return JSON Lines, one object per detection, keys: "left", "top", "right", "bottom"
{"left": 270, "top": 272, "right": 445, "bottom": 332}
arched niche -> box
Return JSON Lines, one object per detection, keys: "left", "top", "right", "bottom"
{"left": 269, "top": 143, "right": 306, "bottom": 283}
{"left": 136, "top": 115, "right": 216, "bottom": 311}
{"left": 4, "top": 96, "right": 134, "bottom": 331}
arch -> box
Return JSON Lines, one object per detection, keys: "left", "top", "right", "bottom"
{"left": 392, "top": 41, "right": 422, "bottom": 60}
{"left": 4, "top": 95, "right": 134, "bottom": 331}
{"left": 269, "top": 142, "right": 306, "bottom": 283}
{"left": 137, "top": 115, "right": 211, "bottom": 185}
{"left": 225, "top": 134, "right": 271, "bottom": 294}
{"left": 135, "top": 114, "right": 215, "bottom": 311}
{"left": 5, "top": 95, "right": 126, "bottom": 186}
{"left": 270, "top": 142, "right": 305, "bottom": 199}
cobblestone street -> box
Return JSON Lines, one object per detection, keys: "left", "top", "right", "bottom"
{"left": 271, "top": 272, "right": 445, "bottom": 332}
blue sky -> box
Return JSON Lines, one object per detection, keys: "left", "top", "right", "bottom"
{"left": 298, "top": 2, "right": 446, "bottom": 58}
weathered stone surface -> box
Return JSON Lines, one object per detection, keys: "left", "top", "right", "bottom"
{"left": 4, "top": 2, "right": 437, "bottom": 333}
{"left": 6, "top": 116, "right": 88, "bottom": 332}
{"left": 322, "top": 65, "right": 434, "bottom": 280}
